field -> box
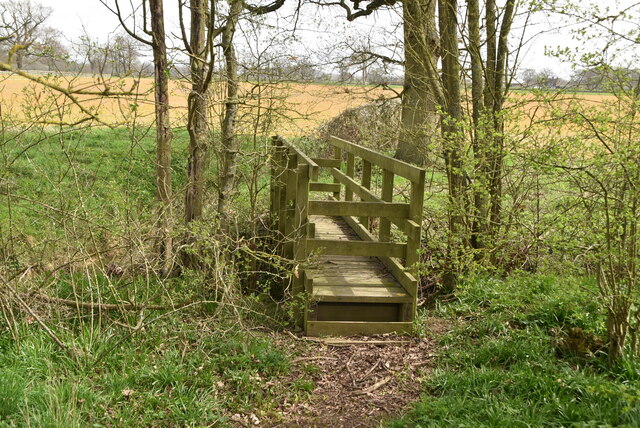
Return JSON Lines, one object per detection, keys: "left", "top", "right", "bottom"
{"left": 0, "top": 74, "right": 394, "bottom": 134}
{"left": 2, "top": 73, "right": 639, "bottom": 426}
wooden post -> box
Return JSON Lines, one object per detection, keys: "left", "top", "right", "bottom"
{"left": 277, "top": 146, "right": 288, "bottom": 255}
{"left": 360, "top": 159, "right": 372, "bottom": 228}
{"left": 283, "top": 151, "right": 298, "bottom": 259}
{"left": 333, "top": 145, "right": 342, "bottom": 200}
{"left": 345, "top": 152, "right": 355, "bottom": 201}
{"left": 293, "top": 163, "right": 310, "bottom": 328}
{"left": 271, "top": 137, "right": 285, "bottom": 228}
{"left": 406, "top": 170, "right": 425, "bottom": 268}
{"left": 379, "top": 169, "right": 394, "bottom": 242}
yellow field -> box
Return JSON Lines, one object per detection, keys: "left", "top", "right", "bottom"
{"left": 0, "top": 73, "right": 619, "bottom": 139}
{"left": 0, "top": 74, "right": 392, "bottom": 135}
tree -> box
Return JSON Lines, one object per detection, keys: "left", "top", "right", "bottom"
{"left": 33, "top": 26, "right": 67, "bottom": 71}
{"left": 111, "top": 31, "right": 144, "bottom": 76}
{"left": 101, "top": 0, "right": 174, "bottom": 275}
{"left": 0, "top": 0, "right": 52, "bottom": 69}
{"left": 315, "top": 0, "right": 438, "bottom": 165}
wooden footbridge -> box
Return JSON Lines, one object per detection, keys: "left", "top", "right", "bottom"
{"left": 270, "top": 136, "right": 425, "bottom": 337}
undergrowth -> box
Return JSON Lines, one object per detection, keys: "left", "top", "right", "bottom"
{"left": 395, "top": 274, "right": 640, "bottom": 427}
{"left": 0, "top": 301, "right": 310, "bottom": 427}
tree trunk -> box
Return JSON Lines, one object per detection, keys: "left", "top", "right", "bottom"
{"left": 15, "top": 50, "right": 23, "bottom": 69}
{"left": 149, "top": 0, "right": 174, "bottom": 276}
{"left": 468, "top": 0, "right": 489, "bottom": 251}
{"left": 394, "top": 0, "right": 438, "bottom": 166}
{"left": 487, "top": 0, "right": 515, "bottom": 236}
{"left": 184, "top": 0, "right": 209, "bottom": 225}
{"left": 439, "top": 0, "right": 466, "bottom": 292}
{"left": 217, "top": 0, "right": 243, "bottom": 222}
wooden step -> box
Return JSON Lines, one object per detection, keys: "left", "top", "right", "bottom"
{"left": 306, "top": 321, "right": 413, "bottom": 337}
{"left": 312, "top": 284, "right": 411, "bottom": 303}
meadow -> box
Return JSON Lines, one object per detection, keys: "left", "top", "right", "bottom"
{"left": 1, "top": 76, "right": 639, "bottom": 426}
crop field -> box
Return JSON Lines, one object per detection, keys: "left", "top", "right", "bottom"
{"left": 0, "top": 74, "right": 394, "bottom": 134}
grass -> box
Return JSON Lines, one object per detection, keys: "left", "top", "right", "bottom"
{"left": 0, "top": 311, "right": 309, "bottom": 427}
{"left": 1, "top": 127, "right": 303, "bottom": 426}
{"left": 394, "top": 274, "right": 640, "bottom": 427}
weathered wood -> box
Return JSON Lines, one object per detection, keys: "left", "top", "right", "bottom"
{"left": 314, "top": 303, "right": 400, "bottom": 322}
{"left": 313, "top": 285, "right": 411, "bottom": 303}
{"left": 286, "top": 141, "right": 319, "bottom": 180}
{"left": 379, "top": 169, "right": 394, "bottom": 242}
{"left": 331, "top": 168, "right": 381, "bottom": 203}
{"left": 361, "top": 160, "right": 372, "bottom": 228}
{"left": 306, "top": 321, "right": 412, "bottom": 337}
{"left": 329, "top": 136, "right": 424, "bottom": 183}
{"left": 345, "top": 152, "right": 355, "bottom": 201}
{"left": 308, "top": 200, "right": 409, "bottom": 218}
{"left": 406, "top": 170, "right": 425, "bottom": 268}
{"left": 312, "top": 158, "right": 341, "bottom": 168}
{"left": 333, "top": 145, "right": 342, "bottom": 200}
{"left": 270, "top": 137, "right": 426, "bottom": 336}
{"left": 307, "top": 239, "right": 406, "bottom": 258}
{"left": 283, "top": 152, "right": 298, "bottom": 259}
{"left": 309, "top": 182, "right": 341, "bottom": 193}
{"left": 341, "top": 215, "right": 418, "bottom": 297}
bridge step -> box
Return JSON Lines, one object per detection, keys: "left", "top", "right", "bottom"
{"left": 312, "top": 284, "right": 412, "bottom": 303}
{"left": 306, "top": 321, "right": 413, "bottom": 337}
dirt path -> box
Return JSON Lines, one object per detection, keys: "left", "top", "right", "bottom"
{"left": 270, "top": 333, "right": 438, "bottom": 427}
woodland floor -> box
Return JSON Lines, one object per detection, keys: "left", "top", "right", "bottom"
{"left": 254, "top": 319, "right": 451, "bottom": 428}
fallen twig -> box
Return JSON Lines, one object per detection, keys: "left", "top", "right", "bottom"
{"left": 353, "top": 376, "right": 392, "bottom": 395}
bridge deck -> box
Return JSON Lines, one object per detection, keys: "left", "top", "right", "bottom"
{"left": 305, "top": 215, "right": 413, "bottom": 336}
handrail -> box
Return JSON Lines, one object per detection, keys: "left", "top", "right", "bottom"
{"left": 273, "top": 135, "right": 319, "bottom": 180}
{"left": 329, "top": 136, "right": 424, "bottom": 183}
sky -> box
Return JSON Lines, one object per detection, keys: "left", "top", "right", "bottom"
{"left": 34, "top": 0, "right": 639, "bottom": 79}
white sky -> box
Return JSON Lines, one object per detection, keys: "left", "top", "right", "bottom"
{"left": 36, "top": 0, "right": 639, "bottom": 79}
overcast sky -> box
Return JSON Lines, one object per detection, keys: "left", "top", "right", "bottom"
{"left": 34, "top": 0, "right": 637, "bottom": 79}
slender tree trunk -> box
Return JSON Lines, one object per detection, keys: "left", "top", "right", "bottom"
{"left": 394, "top": 0, "right": 438, "bottom": 165}
{"left": 467, "top": 0, "right": 488, "bottom": 251}
{"left": 488, "top": 0, "right": 515, "bottom": 235}
{"left": 184, "top": 0, "right": 209, "bottom": 225}
{"left": 149, "top": 0, "right": 173, "bottom": 276}
{"left": 439, "top": 0, "right": 466, "bottom": 291}
{"left": 15, "top": 51, "right": 23, "bottom": 69}
{"left": 217, "top": 0, "right": 243, "bottom": 221}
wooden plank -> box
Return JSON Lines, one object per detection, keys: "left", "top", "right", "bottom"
{"left": 313, "top": 285, "right": 411, "bottom": 303}
{"left": 311, "top": 277, "right": 398, "bottom": 287}
{"left": 315, "top": 303, "right": 400, "bottom": 322}
{"left": 312, "top": 158, "right": 341, "bottom": 168}
{"left": 307, "top": 239, "right": 406, "bottom": 258}
{"left": 406, "top": 170, "right": 425, "bottom": 268}
{"left": 333, "top": 145, "right": 342, "bottom": 200}
{"left": 330, "top": 168, "right": 381, "bottom": 203}
{"left": 379, "top": 169, "right": 394, "bottom": 242}
{"left": 283, "top": 153, "right": 298, "bottom": 259}
{"left": 342, "top": 215, "right": 418, "bottom": 297}
{"left": 308, "top": 200, "right": 409, "bottom": 218}
{"left": 345, "top": 152, "right": 355, "bottom": 201}
{"left": 286, "top": 142, "right": 319, "bottom": 180}
{"left": 309, "top": 182, "right": 341, "bottom": 193}
{"left": 306, "top": 321, "right": 412, "bottom": 337}
{"left": 329, "top": 136, "right": 424, "bottom": 183}
{"left": 361, "top": 160, "right": 372, "bottom": 228}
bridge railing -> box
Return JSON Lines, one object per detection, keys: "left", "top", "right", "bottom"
{"left": 270, "top": 135, "right": 425, "bottom": 298}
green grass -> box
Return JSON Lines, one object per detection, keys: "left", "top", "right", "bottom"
{"left": 0, "top": 127, "right": 305, "bottom": 426}
{"left": 0, "top": 308, "right": 309, "bottom": 427}
{"left": 1, "top": 127, "right": 190, "bottom": 238}
{"left": 394, "top": 274, "right": 640, "bottom": 427}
